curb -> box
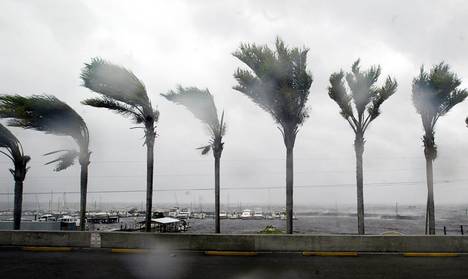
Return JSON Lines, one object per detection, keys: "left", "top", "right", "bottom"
{"left": 111, "top": 248, "right": 149, "bottom": 254}
{"left": 403, "top": 252, "right": 459, "bottom": 257}
{"left": 205, "top": 251, "right": 258, "bottom": 256}
{"left": 0, "top": 246, "right": 465, "bottom": 257}
{"left": 22, "top": 247, "right": 72, "bottom": 252}
{"left": 303, "top": 251, "right": 358, "bottom": 257}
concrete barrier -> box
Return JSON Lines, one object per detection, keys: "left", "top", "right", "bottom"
{"left": 2, "top": 231, "right": 468, "bottom": 252}
{"left": 0, "top": 230, "right": 90, "bottom": 247}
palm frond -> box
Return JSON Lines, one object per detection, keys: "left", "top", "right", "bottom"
{"left": 196, "top": 145, "right": 211, "bottom": 155}
{"left": 81, "top": 58, "right": 158, "bottom": 145}
{"left": 329, "top": 60, "right": 396, "bottom": 133}
{"left": 0, "top": 123, "right": 30, "bottom": 180}
{"left": 233, "top": 37, "right": 312, "bottom": 133}
{"left": 328, "top": 71, "right": 354, "bottom": 119}
{"left": 0, "top": 95, "right": 89, "bottom": 149}
{"left": 0, "top": 122, "right": 24, "bottom": 162}
{"left": 162, "top": 86, "right": 220, "bottom": 131}
{"left": 412, "top": 62, "right": 468, "bottom": 132}
{"left": 82, "top": 97, "right": 144, "bottom": 124}
{"left": 45, "top": 149, "right": 79, "bottom": 171}
{"left": 345, "top": 60, "right": 381, "bottom": 115}
{"left": 367, "top": 76, "right": 398, "bottom": 121}
{"left": 81, "top": 57, "right": 149, "bottom": 107}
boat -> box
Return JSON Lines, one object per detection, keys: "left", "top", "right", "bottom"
{"left": 253, "top": 209, "right": 264, "bottom": 220}
{"left": 241, "top": 209, "right": 253, "bottom": 220}
{"left": 37, "top": 214, "right": 56, "bottom": 222}
{"left": 58, "top": 215, "right": 78, "bottom": 230}
{"left": 228, "top": 211, "right": 240, "bottom": 219}
{"left": 219, "top": 211, "right": 228, "bottom": 219}
{"left": 177, "top": 208, "right": 191, "bottom": 219}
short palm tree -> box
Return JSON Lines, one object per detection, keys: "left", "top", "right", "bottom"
{"left": 80, "top": 58, "right": 159, "bottom": 232}
{"left": 162, "top": 86, "right": 226, "bottom": 233}
{"left": 233, "top": 38, "right": 313, "bottom": 234}
{"left": 412, "top": 63, "right": 468, "bottom": 235}
{"left": 328, "top": 60, "right": 397, "bottom": 235}
{"left": 0, "top": 95, "right": 90, "bottom": 230}
{"left": 0, "top": 123, "right": 30, "bottom": 230}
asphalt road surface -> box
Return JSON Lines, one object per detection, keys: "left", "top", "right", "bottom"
{"left": 1, "top": 250, "right": 468, "bottom": 279}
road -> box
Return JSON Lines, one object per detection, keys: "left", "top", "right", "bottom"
{"left": 1, "top": 249, "right": 467, "bottom": 279}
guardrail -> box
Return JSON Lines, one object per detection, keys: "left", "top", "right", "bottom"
{"left": 1, "top": 230, "right": 468, "bottom": 252}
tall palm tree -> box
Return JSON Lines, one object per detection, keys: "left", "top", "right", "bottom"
{"left": 0, "top": 95, "right": 90, "bottom": 230}
{"left": 80, "top": 58, "right": 159, "bottom": 232}
{"left": 328, "top": 60, "right": 397, "bottom": 235}
{"left": 162, "top": 86, "right": 226, "bottom": 233}
{"left": 233, "top": 38, "right": 312, "bottom": 234}
{"left": 412, "top": 63, "right": 468, "bottom": 235}
{"left": 0, "top": 123, "right": 30, "bottom": 230}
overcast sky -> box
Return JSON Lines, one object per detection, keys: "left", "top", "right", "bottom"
{"left": 1, "top": 0, "right": 468, "bottom": 210}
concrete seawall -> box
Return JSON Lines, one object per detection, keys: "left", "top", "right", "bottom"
{"left": 1, "top": 230, "right": 468, "bottom": 252}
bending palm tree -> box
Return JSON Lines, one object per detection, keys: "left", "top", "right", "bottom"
{"left": 412, "top": 63, "right": 468, "bottom": 235}
{"left": 162, "top": 86, "right": 226, "bottom": 233}
{"left": 0, "top": 95, "right": 90, "bottom": 230}
{"left": 0, "top": 123, "right": 30, "bottom": 230}
{"left": 233, "top": 38, "right": 312, "bottom": 234}
{"left": 328, "top": 60, "right": 397, "bottom": 234}
{"left": 80, "top": 58, "right": 159, "bottom": 232}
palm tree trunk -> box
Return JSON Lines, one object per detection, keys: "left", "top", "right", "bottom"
{"left": 13, "top": 179, "right": 24, "bottom": 230}
{"left": 145, "top": 139, "right": 155, "bottom": 232}
{"left": 425, "top": 156, "right": 436, "bottom": 235}
{"left": 286, "top": 146, "right": 294, "bottom": 234}
{"left": 214, "top": 154, "right": 221, "bottom": 233}
{"left": 354, "top": 133, "right": 365, "bottom": 235}
{"left": 79, "top": 161, "right": 89, "bottom": 231}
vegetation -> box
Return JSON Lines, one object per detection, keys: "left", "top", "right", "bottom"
{"left": 80, "top": 58, "right": 159, "bottom": 232}
{"left": 328, "top": 60, "right": 397, "bottom": 234}
{"left": 412, "top": 63, "right": 468, "bottom": 234}
{"left": 162, "top": 86, "right": 226, "bottom": 233}
{"left": 0, "top": 123, "right": 30, "bottom": 230}
{"left": 0, "top": 95, "right": 90, "bottom": 230}
{"left": 233, "top": 38, "right": 313, "bottom": 234}
{"left": 258, "top": 225, "right": 283, "bottom": 234}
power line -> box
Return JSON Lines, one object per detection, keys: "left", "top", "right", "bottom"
{"left": 0, "top": 178, "right": 466, "bottom": 196}
{"left": 0, "top": 167, "right": 428, "bottom": 180}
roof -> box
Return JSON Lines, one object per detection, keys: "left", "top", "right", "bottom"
{"left": 151, "top": 217, "right": 180, "bottom": 224}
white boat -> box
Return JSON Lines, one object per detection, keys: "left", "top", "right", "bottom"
{"left": 37, "top": 214, "right": 56, "bottom": 222}
{"left": 253, "top": 209, "right": 264, "bottom": 220}
{"left": 241, "top": 209, "right": 253, "bottom": 220}
{"left": 219, "top": 211, "right": 228, "bottom": 219}
{"left": 58, "top": 215, "right": 77, "bottom": 224}
{"left": 177, "top": 208, "right": 191, "bottom": 219}
{"left": 228, "top": 212, "right": 240, "bottom": 219}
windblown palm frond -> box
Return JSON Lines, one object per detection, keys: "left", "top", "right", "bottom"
{"left": 413, "top": 63, "right": 468, "bottom": 132}
{"left": 0, "top": 123, "right": 30, "bottom": 177}
{"left": 162, "top": 86, "right": 225, "bottom": 155}
{"left": 44, "top": 149, "right": 79, "bottom": 171}
{"left": 233, "top": 37, "right": 312, "bottom": 136}
{"left": 80, "top": 57, "right": 149, "bottom": 107}
{"left": 0, "top": 95, "right": 89, "bottom": 171}
{"left": 162, "top": 86, "right": 225, "bottom": 137}
{"left": 328, "top": 60, "right": 397, "bottom": 133}
{"left": 81, "top": 58, "right": 158, "bottom": 144}
{"left": 82, "top": 97, "right": 145, "bottom": 124}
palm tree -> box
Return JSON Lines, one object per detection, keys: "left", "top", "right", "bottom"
{"left": 233, "top": 38, "right": 312, "bottom": 234}
{"left": 162, "top": 86, "right": 226, "bottom": 233}
{"left": 0, "top": 95, "right": 90, "bottom": 230}
{"left": 80, "top": 58, "right": 159, "bottom": 232}
{"left": 412, "top": 63, "right": 468, "bottom": 235}
{"left": 328, "top": 60, "right": 397, "bottom": 235}
{"left": 0, "top": 123, "right": 30, "bottom": 230}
